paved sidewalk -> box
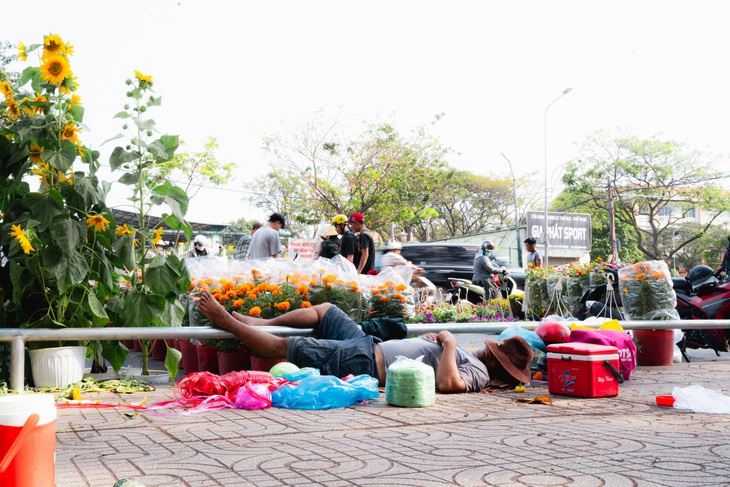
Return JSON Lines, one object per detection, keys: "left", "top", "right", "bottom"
{"left": 52, "top": 349, "right": 730, "bottom": 487}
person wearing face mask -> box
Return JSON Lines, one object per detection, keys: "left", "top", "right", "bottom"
{"left": 185, "top": 235, "right": 210, "bottom": 258}
{"left": 472, "top": 241, "right": 500, "bottom": 301}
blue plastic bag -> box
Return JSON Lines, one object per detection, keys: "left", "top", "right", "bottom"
{"left": 498, "top": 323, "right": 546, "bottom": 353}
{"left": 271, "top": 374, "right": 379, "bottom": 410}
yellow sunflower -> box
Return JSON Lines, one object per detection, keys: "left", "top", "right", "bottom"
{"left": 9, "top": 224, "right": 35, "bottom": 254}
{"left": 17, "top": 42, "right": 27, "bottom": 61}
{"left": 0, "top": 81, "right": 12, "bottom": 99}
{"left": 29, "top": 144, "right": 44, "bottom": 165}
{"left": 40, "top": 55, "right": 71, "bottom": 85}
{"left": 86, "top": 214, "right": 110, "bottom": 232}
{"left": 5, "top": 99, "right": 20, "bottom": 119}
{"left": 134, "top": 70, "right": 153, "bottom": 84}
{"left": 151, "top": 227, "right": 164, "bottom": 245}
{"left": 42, "top": 34, "right": 65, "bottom": 58}
{"left": 69, "top": 94, "right": 82, "bottom": 107}
{"left": 60, "top": 123, "right": 80, "bottom": 143}
{"left": 115, "top": 224, "right": 135, "bottom": 236}
{"left": 64, "top": 42, "right": 75, "bottom": 56}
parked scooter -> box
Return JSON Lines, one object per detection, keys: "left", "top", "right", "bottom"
{"left": 674, "top": 264, "right": 730, "bottom": 362}
{"left": 577, "top": 263, "right": 624, "bottom": 321}
{"left": 446, "top": 269, "right": 516, "bottom": 304}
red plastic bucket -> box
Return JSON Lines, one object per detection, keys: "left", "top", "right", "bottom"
{"left": 0, "top": 394, "right": 56, "bottom": 487}
{"left": 634, "top": 329, "right": 674, "bottom": 366}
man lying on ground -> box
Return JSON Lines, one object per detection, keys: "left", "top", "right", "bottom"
{"left": 197, "top": 290, "right": 533, "bottom": 393}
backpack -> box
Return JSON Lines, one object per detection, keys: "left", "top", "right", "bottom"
{"left": 319, "top": 238, "right": 340, "bottom": 259}
{"left": 568, "top": 329, "right": 637, "bottom": 379}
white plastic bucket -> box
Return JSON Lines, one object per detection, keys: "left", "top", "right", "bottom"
{"left": 29, "top": 345, "right": 87, "bottom": 388}
{"left": 0, "top": 394, "right": 56, "bottom": 486}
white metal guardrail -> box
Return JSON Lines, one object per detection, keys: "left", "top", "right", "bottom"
{"left": 2, "top": 319, "right": 730, "bottom": 392}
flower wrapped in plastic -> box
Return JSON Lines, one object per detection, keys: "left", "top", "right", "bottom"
{"left": 618, "top": 260, "right": 679, "bottom": 321}
{"left": 362, "top": 268, "right": 416, "bottom": 319}
{"left": 523, "top": 266, "right": 550, "bottom": 319}
{"left": 564, "top": 263, "right": 591, "bottom": 316}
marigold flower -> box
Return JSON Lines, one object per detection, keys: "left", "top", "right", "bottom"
{"left": 301, "top": 301, "right": 312, "bottom": 308}
{"left": 9, "top": 224, "right": 34, "bottom": 254}
{"left": 43, "top": 34, "right": 66, "bottom": 58}
{"left": 380, "top": 296, "right": 389, "bottom": 302}
{"left": 309, "top": 280, "right": 318, "bottom": 287}
{"left": 275, "top": 302, "right": 291, "bottom": 311}
{"left": 249, "top": 306, "right": 262, "bottom": 317}
{"left": 634, "top": 273, "right": 645, "bottom": 280}
{"left": 394, "top": 283, "right": 407, "bottom": 291}
{"left": 393, "top": 293, "right": 403, "bottom": 300}
{"left": 115, "top": 224, "right": 134, "bottom": 236}
{"left": 151, "top": 227, "right": 163, "bottom": 245}
{"left": 296, "top": 284, "right": 309, "bottom": 295}
{"left": 40, "top": 55, "right": 71, "bottom": 85}
{"left": 233, "top": 299, "right": 244, "bottom": 309}
{"left": 86, "top": 213, "right": 110, "bottom": 232}
{"left": 322, "top": 274, "right": 336, "bottom": 283}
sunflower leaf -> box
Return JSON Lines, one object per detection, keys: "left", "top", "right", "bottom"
{"left": 18, "top": 66, "right": 40, "bottom": 89}
{"left": 109, "top": 146, "right": 140, "bottom": 170}
{"left": 113, "top": 111, "right": 131, "bottom": 119}
{"left": 45, "top": 141, "right": 77, "bottom": 172}
{"left": 68, "top": 105, "right": 84, "bottom": 123}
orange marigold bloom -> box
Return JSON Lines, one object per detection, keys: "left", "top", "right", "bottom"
{"left": 301, "top": 301, "right": 312, "bottom": 308}
{"left": 349, "top": 283, "right": 360, "bottom": 292}
{"left": 221, "top": 281, "right": 234, "bottom": 293}
{"left": 275, "top": 302, "right": 291, "bottom": 311}
{"left": 296, "top": 284, "right": 309, "bottom": 295}
{"left": 634, "top": 273, "right": 645, "bottom": 280}
{"left": 310, "top": 280, "right": 318, "bottom": 287}
{"left": 380, "top": 296, "right": 389, "bottom": 302}
{"left": 189, "top": 283, "right": 195, "bottom": 292}
{"left": 394, "top": 283, "right": 407, "bottom": 291}
{"left": 393, "top": 293, "right": 403, "bottom": 300}
{"left": 322, "top": 274, "right": 336, "bottom": 283}
{"left": 249, "top": 307, "right": 262, "bottom": 317}
{"left": 232, "top": 299, "right": 244, "bottom": 309}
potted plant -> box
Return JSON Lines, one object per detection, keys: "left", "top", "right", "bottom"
{"left": 0, "top": 35, "right": 126, "bottom": 387}
{"left": 215, "top": 339, "right": 251, "bottom": 375}
{"left": 102, "top": 66, "right": 191, "bottom": 380}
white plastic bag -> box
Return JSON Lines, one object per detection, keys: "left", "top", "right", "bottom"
{"left": 672, "top": 384, "right": 730, "bottom": 414}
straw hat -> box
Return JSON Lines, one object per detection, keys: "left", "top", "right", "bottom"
{"left": 483, "top": 336, "right": 534, "bottom": 384}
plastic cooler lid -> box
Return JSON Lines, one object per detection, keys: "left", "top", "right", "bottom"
{"left": 546, "top": 342, "right": 619, "bottom": 355}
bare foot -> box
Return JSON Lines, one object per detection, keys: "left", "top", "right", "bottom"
{"left": 232, "top": 310, "right": 268, "bottom": 326}
{"left": 197, "top": 290, "right": 235, "bottom": 331}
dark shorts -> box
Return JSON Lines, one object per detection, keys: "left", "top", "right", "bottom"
{"left": 287, "top": 306, "right": 380, "bottom": 378}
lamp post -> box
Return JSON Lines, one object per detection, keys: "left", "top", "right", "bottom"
{"left": 500, "top": 152, "right": 522, "bottom": 266}
{"left": 543, "top": 87, "right": 573, "bottom": 266}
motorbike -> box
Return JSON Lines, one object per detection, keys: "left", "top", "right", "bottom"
{"left": 674, "top": 268, "right": 730, "bottom": 362}
{"left": 577, "top": 263, "right": 625, "bottom": 321}
{"left": 446, "top": 268, "right": 516, "bottom": 304}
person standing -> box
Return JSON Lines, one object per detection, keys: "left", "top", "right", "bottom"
{"left": 472, "top": 240, "right": 500, "bottom": 300}
{"left": 234, "top": 221, "right": 262, "bottom": 260}
{"left": 317, "top": 226, "right": 341, "bottom": 259}
{"left": 349, "top": 212, "right": 375, "bottom": 274}
{"left": 332, "top": 214, "right": 357, "bottom": 264}
{"left": 523, "top": 237, "right": 543, "bottom": 269}
{"left": 184, "top": 235, "right": 210, "bottom": 258}
{"left": 248, "top": 213, "right": 286, "bottom": 259}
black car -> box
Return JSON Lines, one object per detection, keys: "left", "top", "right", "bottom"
{"left": 375, "top": 243, "right": 479, "bottom": 291}
{"left": 375, "top": 242, "right": 526, "bottom": 291}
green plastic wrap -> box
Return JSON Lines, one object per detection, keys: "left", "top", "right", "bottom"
{"left": 385, "top": 355, "right": 435, "bottom": 407}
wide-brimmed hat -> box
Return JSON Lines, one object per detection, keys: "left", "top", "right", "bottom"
{"left": 484, "top": 336, "right": 534, "bottom": 384}
{"left": 320, "top": 226, "right": 338, "bottom": 238}
{"left": 385, "top": 241, "right": 402, "bottom": 251}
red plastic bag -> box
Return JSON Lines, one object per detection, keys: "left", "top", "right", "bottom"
{"left": 569, "top": 329, "right": 636, "bottom": 379}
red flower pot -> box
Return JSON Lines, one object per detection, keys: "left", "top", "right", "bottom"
{"left": 173, "top": 339, "right": 182, "bottom": 352}
{"left": 197, "top": 345, "right": 220, "bottom": 374}
{"left": 180, "top": 340, "right": 199, "bottom": 373}
{"left": 634, "top": 329, "right": 674, "bottom": 366}
{"left": 133, "top": 340, "right": 142, "bottom": 351}
{"left": 151, "top": 339, "right": 167, "bottom": 361}
{"left": 217, "top": 351, "right": 251, "bottom": 375}
{"left": 249, "top": 356, "right": 285, "bottom": 372}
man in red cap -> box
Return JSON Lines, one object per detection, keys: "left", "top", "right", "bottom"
{"left": 349, "top": 212, "right": 375, "bottom": 274}
{"left": 196, "top": 290, "right": 534, "bottom": 393}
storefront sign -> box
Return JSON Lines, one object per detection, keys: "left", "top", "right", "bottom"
{"left": 525, "top": 211, "right": 591, "bottom": 250}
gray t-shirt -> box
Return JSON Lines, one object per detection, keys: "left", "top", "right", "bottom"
{"left": 527, "top": 251, "right": 542, "bottom": 268}
{"left": 378, "top": 337, "right": 490, "bottom": 392}
{"left": 248, "top": 226, "right": 282, "bottom": 259}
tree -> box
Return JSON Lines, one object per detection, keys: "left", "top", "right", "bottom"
{"left": 256, "top": 114, "right": 451, "bottom": 241}
{"left": 562, "top": 131, "right": 730, "bottom": 263}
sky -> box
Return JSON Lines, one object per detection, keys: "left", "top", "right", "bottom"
{"left": 5, "top": 1, "right": 730, "bottom": 227}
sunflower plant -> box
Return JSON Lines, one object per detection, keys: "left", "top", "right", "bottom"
{"left": 0, "top": 35, "right": 124, "bottom": 370}
{"left": 102, "top": 68, "right": 191, "bottom": 377}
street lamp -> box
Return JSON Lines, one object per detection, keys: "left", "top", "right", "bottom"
{"left": 501, "top": 152, "right": 522, "bottom": 266}
{"left": 543, "top": 87, "right": 573, "bottom": 266}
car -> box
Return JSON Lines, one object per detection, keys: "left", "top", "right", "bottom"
{"left": 374, "top": 242, "right": 479, "bottom": 292}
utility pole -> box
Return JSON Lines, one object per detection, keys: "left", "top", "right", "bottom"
{"left": 501, "top": 153, "right": 522, "bottom": 266}
{"left": 607, "top": 176, "right": 618, "bottom": 262}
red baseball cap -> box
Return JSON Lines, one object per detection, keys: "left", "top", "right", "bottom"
{"left": 349, "top": 212, "right": 364, "bottom": 223}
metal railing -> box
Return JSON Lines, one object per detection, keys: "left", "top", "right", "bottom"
{"left": 2, "top": 319, "right": 730, "bottom": 392}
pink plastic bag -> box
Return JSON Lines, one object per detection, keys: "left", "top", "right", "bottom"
{"left": 234, "top": 382, "right": 272, "bottom": 410}
{"left": 569, "top": 329, "right": 636, "bottom": 379}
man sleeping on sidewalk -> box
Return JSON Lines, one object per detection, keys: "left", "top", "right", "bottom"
{"left": 197, "top": 290, "right": 534, "bottom": 393}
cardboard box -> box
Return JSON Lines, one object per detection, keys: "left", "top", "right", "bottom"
{"left": 547, "top": 342, "right": 621, "bottom": 398}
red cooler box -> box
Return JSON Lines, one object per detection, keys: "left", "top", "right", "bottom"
{"left": 547, "top": 342, "right": 622, "bottom": 398}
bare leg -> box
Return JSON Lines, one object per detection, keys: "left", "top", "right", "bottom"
{"left": 232, "top": 302, "right": 332, "bottom": 330}
{"left": 197, "top": 290, "right": 288, "bottom": 359}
